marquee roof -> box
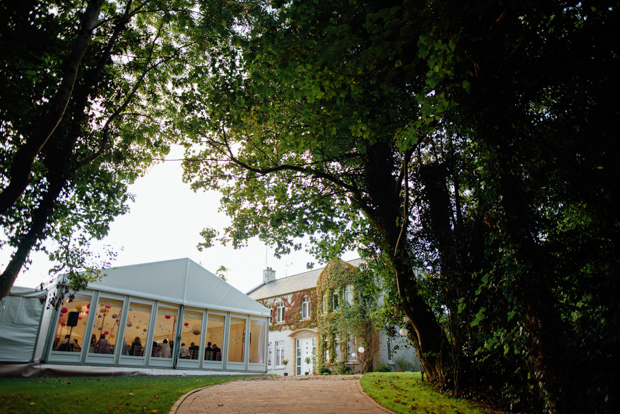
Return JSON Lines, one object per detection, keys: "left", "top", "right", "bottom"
{"left": 86, "top": 258, "right": 269, "bottom": 317}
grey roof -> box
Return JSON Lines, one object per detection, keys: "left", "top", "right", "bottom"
{"left": 247, "top": 258, "right": 363, "bottom": 300}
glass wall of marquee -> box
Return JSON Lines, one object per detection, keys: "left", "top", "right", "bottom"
{"left": 46, "top": 290, "right": 269, "bottom": 372}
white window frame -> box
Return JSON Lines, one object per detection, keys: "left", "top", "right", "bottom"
{"left": 344, "top": 285, "right": 354, "bottom": 305}
{"left": 333, "top": 292, "right": 339, "bottom": 310}
{"left": 322, "top": 295, "right": 327, "bottom": 313}
{"left": 301, "top": 297, "right": 310, "bottom": 319}
{"left": 268, "top": 342, "right": 273, "bottom": 368}
{"left": 335, "top": 336, "right": 341, "bottom": 361}
{"left": 275, "top": 340, "right": 285, "bottom": 367}
{"left": 348, "top": 337, "right": 356, "bottom": 361}
{"left": 266, "top": 304, "right": 272, "bottom": 324}
{"left": 276, "top": 302, "right": 285, "bottom": 323}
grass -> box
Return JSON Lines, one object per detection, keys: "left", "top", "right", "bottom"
{"left": 361, "top": 372, "right": 486, "bottom": 414}
{"left": 0, "top": 375, "right": 256, "bottom": 414}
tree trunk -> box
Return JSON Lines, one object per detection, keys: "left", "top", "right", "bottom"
{"left": 0, "top": 176, "right": 66, "bottom": 299}
{"left": 362, "top": 142, "right": 450, "bottom": 382}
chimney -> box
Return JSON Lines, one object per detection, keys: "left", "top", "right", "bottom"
{"left": 263, "top": 267, "right": 276, "bottom": 284}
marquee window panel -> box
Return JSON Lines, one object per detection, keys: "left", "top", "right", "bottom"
{"left": 180, "top": 310, "right": 203, "bottom": 360}
{"left": 89, "top": 297, "right": 123, "bottom": 355}
{"left": 153, "top": 305, "right": 179, "bottom": 358}
{"left": 205, "top": 313, "right": 225, "bottom": 361}
{"left": 249, "top": 319, "right": 266, "bottom": 364}
{"left": 227, "top": 317, "right": 246, "bottom": 363}
{"left": 53, "top": 293, "right": 92, "bottom": 352}
{"left": 123, "top": 302, "right": 152, "bottom": 357}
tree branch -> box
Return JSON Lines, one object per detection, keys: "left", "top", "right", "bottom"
{"left": 0, "top": 0, "right": 105, "bottom": 216}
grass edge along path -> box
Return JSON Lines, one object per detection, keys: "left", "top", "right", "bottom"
{"left": 361, "top": 372, "right": 488, "bottom": 414}
{"left": 0, "top": 375, "right": 256, "bottom": 414}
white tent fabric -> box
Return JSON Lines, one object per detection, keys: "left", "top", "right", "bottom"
{"left": 1, "top": 258, "right": 269, "bottom": 372}
{"left": 88, "top": 258, "right": 269, "bottom": 317}
{"left": 0, "top": 287, "right": 47, "bottom": 362}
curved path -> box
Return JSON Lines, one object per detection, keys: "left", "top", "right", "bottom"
{"left": 170, "top": 375, "right": 394, "bottom": 414}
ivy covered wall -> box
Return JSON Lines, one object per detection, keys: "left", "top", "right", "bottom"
{"left": 316, "top": 259, "right": 379, "bottom": 374}
{"left": 258, "top": 289, "right": 319, "bottom": 332}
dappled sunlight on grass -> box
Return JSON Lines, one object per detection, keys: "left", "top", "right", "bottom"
{"left": 361, "top": 372, "right": 486, "bottom": 414}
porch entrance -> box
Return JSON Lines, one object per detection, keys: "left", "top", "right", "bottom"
{"left": 296, "top": 337, "right": 315, "bottom": 375}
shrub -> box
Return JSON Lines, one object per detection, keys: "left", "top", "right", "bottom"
{"left": 332, "top": 363, "right": 354, "bottom": 375}
{"left": 394, "top": 355, "right": 420, "bottom": 372}
{"left": 374, "top": 362, "right": 393, "bottom": 372}
{"left": 319, "top": 365, "right": 332, "bottom": 375}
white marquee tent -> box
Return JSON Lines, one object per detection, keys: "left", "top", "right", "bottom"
{"left": 0, "top": 258, "right": 269, "bottom": 374}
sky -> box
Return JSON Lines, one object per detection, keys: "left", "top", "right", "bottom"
{"left": 8, "top": 145, "right": 358, "bottom": 294}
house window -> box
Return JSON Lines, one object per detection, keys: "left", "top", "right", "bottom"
{"left": 348, "top": 337, "right": 356, "bottom": 361}
{"left": 322, "top": 295, "right": 328, "bottom": 313}
{"left": 312, "top": 337, "right": 316, "bottom": 362}
{"left": 276, "top": 302, "right": 285, "bottom": 323}
{"left": 296, "top": 339, "right": 302, "bottom": 375}
{"left": 333, "top": 292, "right": 339, "bottom": 310}
{"left": 266, "top": 304, "right": 272, "bottom": 324}
{"left": 301, "top": 297, "right": 310, "bottom": 319}
{"left": 324, "top": 338, "right": 329, "bottom": 361}
{"left": 268, "top": 342, "right": 273, "bottom": 368}
{"left": 344, "top": 285, "right": 354, "bottom": 305}
{"left": 276, "top": 341, "right": 285, "bottom": 367}
{"left": 387, "top": 337, "right": 393, "bottom": 362}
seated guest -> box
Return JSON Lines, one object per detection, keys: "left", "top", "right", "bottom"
{"left": 72, "top": 338, "right": 81, "bottom": 350}
{"left": 205, "top": 342, "right": 213, "bottom": 361}
{"left": 212, "top": 343, "right": 221, "bottom": 361}
{"left": 189, "top": 342, "right": 199, "bottom": 359}
{"left": 155, "top": 343, "right": 163, "bottom": 357}
{"left": 180, "top": 343, "right": 189, "bottom": 358}
{"left": 54, "top": 337, "right": 60, "bottom": 350}
{"left": 130, "top": 336, "right": 142, "bottom": 356}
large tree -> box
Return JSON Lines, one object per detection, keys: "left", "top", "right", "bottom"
{"left": 0, "top": 0, "right": 248, "bottom": 299}
{"left": 178, "top": 0, "right": 619, "bottom": 412}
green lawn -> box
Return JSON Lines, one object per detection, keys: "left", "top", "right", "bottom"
{"left": 0, "top": 375, "right": 255, "bottom": 414}
{"left": 361, "top": 372, "right": 486, "bottom": 414}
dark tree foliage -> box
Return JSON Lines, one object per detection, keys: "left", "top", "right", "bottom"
{"left": 0, "top": 0, "right": 250, "bottom": 299}
{"left": 24, "top": 0, "right": 609, "bottom": 412}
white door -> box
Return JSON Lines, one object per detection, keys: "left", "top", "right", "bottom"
{"left": 296, "top": 338, "right": 314, "bottom": 375}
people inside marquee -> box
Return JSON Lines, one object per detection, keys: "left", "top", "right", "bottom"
{"left": 212, "top": 343, "right": 221, "bottom": 361}
{"left": 205, "top": 342, "right": 213, "bottom": 360}
{"left": 95, "top": 334, "right": 109, "bottom": 354}
{"left": 129, "top": 336, "right": 142, "bottom": 356}
{"left": 189, "top": 342, "right": 199, "bottom": 359}
{"left": 180, "top": 343, "right": 189, "bottom": 358}
{"left": 161, "top": 338, "right": 171, "bottom": 358}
